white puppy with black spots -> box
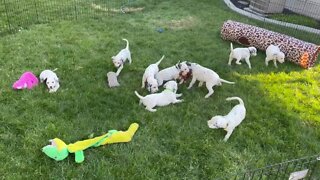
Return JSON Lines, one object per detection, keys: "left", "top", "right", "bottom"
{"left": 228, "top": 43, "right": 257, "bottom": 69}
{"left": 112, "top": 38, "right": 132, "bottom": 76}
{"left": 265, "top": 44, "right": 285, "bottom": 68}
{"left": 186, "top": 62, "right": 235, "bottom": 98}
{"left": 135, "top": 81, "right": 183, "bottom": 112}
{"left": 207, "top": 97, "right": 246, "bottom": 142}
{"left": 39, "top": 69, "right": 60, "bottom": 93}
{"left": 155, "top": 61, "right": 190, "bottom": 86}
{"left": 141, "top": 55, "right": 165, "bottom": 93}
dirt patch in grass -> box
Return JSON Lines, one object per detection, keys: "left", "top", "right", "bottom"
{"left": 91, "top": 3, "right": 144, "bottom": 13}
{"left": 161, "top": 16, "right": 198, "bottom": 30}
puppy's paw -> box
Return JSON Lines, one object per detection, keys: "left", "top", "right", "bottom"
{"left": 146, "top": 108, "right": 157, "bottom": 112}
{"left": 205, "top": 94, "right": 213, "bottom": 98}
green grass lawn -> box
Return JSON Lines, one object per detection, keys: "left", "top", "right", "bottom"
{"left": 270, "top": 13, "right": 320, "bottom": 30}
{"left": 0, "top": 0, "right": 320, "bottom": 179}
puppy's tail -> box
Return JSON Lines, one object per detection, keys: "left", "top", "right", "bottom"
{"left": 226, "top": 97, "right": 244, "bottom": 105}
{"left": 220, "top": 78, "right": 235, "bottom": 84}
{"left": 52, "top": 68, "right": 58, "bottom": 72}
{"left": 122, "top": 38, "right": 129, "bottom": 50}
{"left": 134, "top": 91, "right": 144, "bottom": 99}
{"left": 155, "top": 55, "right": 165, "bottom": 66}
{"left": 230, "top": 43, "right": 233, "bottom": 52}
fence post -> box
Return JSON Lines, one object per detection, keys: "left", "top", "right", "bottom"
{"left": 3, "top": 0, "right": 12, "bottom": 32}
{"left": 33, "top": 0, "right": 40, "bottom": 23}
{"left": 308, "top": 156, "right": 320, "bottom": 179}
{"left": 74, "top": 0, "right": 78, "bottom": 20}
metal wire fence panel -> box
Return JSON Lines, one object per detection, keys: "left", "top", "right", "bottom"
{"left": 219, "top": 154, "right": 320, "bottom": 180}
{"left": 231, "top": 0, "right": 320, "bottom": 43}
{"left": 0, "top": 0, "right": 129, "bottom": 34}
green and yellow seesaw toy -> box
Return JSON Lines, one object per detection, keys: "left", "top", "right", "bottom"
{"left": 42, "top": 123, "right": 139, "bottom": 163}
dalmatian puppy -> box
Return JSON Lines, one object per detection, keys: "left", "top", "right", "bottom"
{"left": 187, "top": 62, "right": 235, "bottom": 98}
{"left": 207, "top": 97, "right": 246, "bottom": 142}
{"left": 39, "top": 69, "right": 60, "bottom": 93}
{"left": 135, "top": 81, "right": 183, "bottom": 112}
{"left": 141, "top": 55, "right": 165, "bottom": 93}
{"left": 155, "top": 61, "right": 190, "bottom": 86}
{"left": 112, "top": 38, "right": 132, "bottom": 76}
{"left": 265, "top": 44, "right": 285, "bottom": 68}
{"left": 228, "top": 43, "right": 257, "bottom": 69}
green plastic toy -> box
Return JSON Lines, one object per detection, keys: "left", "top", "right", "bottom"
{"left": 42, "top": 123, "right": 139, "bottom": 163}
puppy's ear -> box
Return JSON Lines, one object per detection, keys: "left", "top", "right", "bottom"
{"left": 175, "top": 60, "right": 181, "bottom": 69}
{"left": 112, "top": 56, "right": 115, "bottom": 60}
{"left": 54, "top": 77, "right": 59, "bottom": 82}
{"left": 173, "top": 88, "right": 177, "bottom": 93}
{"left": 163, "top": 82, "right": 167, "bottom": 89}
{"left": 147, "top": 84, "right": 152, "bottom": 92}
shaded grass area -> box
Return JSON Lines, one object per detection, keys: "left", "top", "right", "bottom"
{"left": 0, "top": 0, "right": 320, "bottom": 179}
{"left": 0, "top": 0, "right": 128, "bottom": 34}
{"left": 270, "top": 13, "right": 320, "bottom": 30}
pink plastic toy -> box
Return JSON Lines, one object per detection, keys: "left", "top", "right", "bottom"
{"left": 12, "top": 71, "right": 39, "bottom": 90}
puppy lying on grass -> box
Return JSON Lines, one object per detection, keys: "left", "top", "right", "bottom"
{"left": 39, "top": 69, "right": 60, "bottom": 93}
{"left": 135, "top": 81, "right": 183, "bottom": 112}
{"left": 207, "top": 97, "right": 246, "bottom": 142}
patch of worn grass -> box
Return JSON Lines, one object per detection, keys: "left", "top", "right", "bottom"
{"left": 0, "top": 0, "right": 320, "bottom": 179}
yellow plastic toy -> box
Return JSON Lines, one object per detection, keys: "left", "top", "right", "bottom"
{"left": 42, "top": 123, "right": 139, "bottom": 163}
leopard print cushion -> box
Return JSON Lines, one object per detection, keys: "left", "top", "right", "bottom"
{"left": 221, "top": 20, "right": 320, "bottom": 68}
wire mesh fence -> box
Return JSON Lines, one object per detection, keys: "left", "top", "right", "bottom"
{"left": 1, "top": 0, "right": 320, "bottom": 43}
{"left": 230, "top": 0, "right": 320, "bottom": 44}
{"left": 0, "top": 0, "right": 131, "bottom": 35}
{"left": 219, "top": 154, "right": 320, "bottom": 180}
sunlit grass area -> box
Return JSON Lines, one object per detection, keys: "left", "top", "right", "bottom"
{"left": 242, "top": 68, "right": 320, "bottom": 124}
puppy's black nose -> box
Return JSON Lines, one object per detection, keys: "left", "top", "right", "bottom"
{"left": 50, "top": 86, "right": 53, "bottom": 88}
